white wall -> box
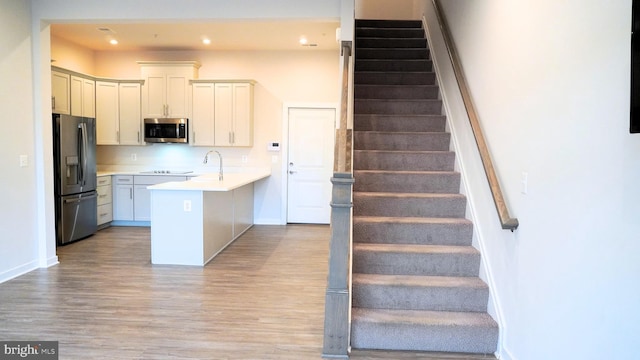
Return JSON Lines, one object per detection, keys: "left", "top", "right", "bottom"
{"left": 355, "top": 0, "right": 418, "bottom": 19}
{"left": 0, "top": 0, "right": 39, "bottom": 280}
{"left": 419, "top": 1, "right": 640, "bottom": 359}
{"left": 51, "top": 35, "right": 95, "bottom": 74}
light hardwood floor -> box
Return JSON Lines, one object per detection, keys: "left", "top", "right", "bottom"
{"left": 0, "top": 225, "right": 495, "bottom": 360}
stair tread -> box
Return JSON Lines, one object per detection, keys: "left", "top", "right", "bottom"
{"left": 354, "top": 215, "right": 471, "bottom": 224}
{"left": 355, "top": 170, "right": 458, "bottom": 175}
{"left": 355, "top": 70, "right": 434, "bottom": 74}
{"left": 355, "top": 98, "right": 440, "bottom": 102}
{"left": 355, "top": 84, "right": 438, "bottom": 87}
{"left": 352, "top": 307, "right": 498, "bottom": 328}
{"left": 354, "top": 149, "right": 451, "bottom": 153}
{"left": 354, "top": 131, "right": 448, "bottom": 135}
{"left": 354, "top": 242, "right": 479, "bottom": 255}
{"left": 353, "top": 273, "right": 487, "bottom": 289}
{"left": 355, "top": 191, "right": 465, "bottom": 198}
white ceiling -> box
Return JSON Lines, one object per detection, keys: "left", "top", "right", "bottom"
{"left": 50, "top": 21, "right": 341, "bottom": 52}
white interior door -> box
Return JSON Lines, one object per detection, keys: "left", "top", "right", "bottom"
{"left": 287, "top": 107, "right": 336, "bottom": 224}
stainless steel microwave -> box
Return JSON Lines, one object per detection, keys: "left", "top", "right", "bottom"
{"left": 144, "top": 118, "right": 188, "bottom": 143}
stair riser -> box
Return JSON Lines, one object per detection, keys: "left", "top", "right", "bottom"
{"left": 352, "top": 284, "right": 489, "bottom": 312}
{"left": 355, "top": 60, "right": 433, "bottom": 72}
{"left": 351, "top": 320, "right": 499, "bottom": 354}
{"left": 354, "top": 194, "right": 466, "bottom": 218}
{"left": 354, "top": 132, "right": 451, "bottom": 151}
{"left": 356, "top": 48, "right": 430, "bottom": 60}
{"left": 354, "top": 172, "right": 460, "bottom": 194}
{"left": 355, "top": 85, "right": 438, "bottom": 100}
{"left": 353, "top": 250, "right": 480, "bottom": 277}
{"left": 355, "top": 72, "right": 436, "bottom": 86}
{"left": 353, "top": 151, "right": 454, "bottom": 171}
{"left": 353, "top": 220, "right": 472, "bottom": 246}
{"left": 357, "top": 38, "right": 427, "bottom": 49}
{"left": 354, "top": 115, "right": 446, "bottom": 132}
{"left": 356, "top": 28, "right": 425, "bottom": 39}
{"left": 356, "top": 20, "right": 423, "bottom": 28}
{"left": 355, "top": 100, "right": 442, "bottom": 115}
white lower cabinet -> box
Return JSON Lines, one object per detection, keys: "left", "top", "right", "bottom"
{"left": 112, "top": 175, "right": 134, "bottom": 221}
{"left": 97, "top": 175, "right": 113, "bottom": 227}
{"left": 113, "top": 175, "right": 187, "bottom": 223}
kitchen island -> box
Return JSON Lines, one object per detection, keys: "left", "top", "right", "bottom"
{"left": 148, "top": 171, "right": 270, "bottom": 266}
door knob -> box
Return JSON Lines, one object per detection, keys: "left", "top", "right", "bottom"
{"left": 289, "top": 170, "right": 297, "bottom": 174}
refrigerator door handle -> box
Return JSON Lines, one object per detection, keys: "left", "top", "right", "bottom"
{"left": 63, "top": 192, "right": 98, "bottom": 204}
{"left": 78, "top": 122, "right": 88, "bottom": 187}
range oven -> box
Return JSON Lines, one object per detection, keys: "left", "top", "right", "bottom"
{"left": 144, "top": 118, "right": 188, "bottom": 143}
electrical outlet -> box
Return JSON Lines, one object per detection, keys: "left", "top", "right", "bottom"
{"left": 241, "top": 155, "right": 248, "bottom": 163}
{"left": 183, "top": 200, "right": 192, "bottom": 212}
{"left": 19, "top": 155, "right": 28, "bottom": 167}
{"left": 131, "top": 153, "right": 137, "bottom": 161}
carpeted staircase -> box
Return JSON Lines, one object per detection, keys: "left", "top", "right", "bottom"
{"left": 350, "top": 19, "right": 499, "bottom": 354}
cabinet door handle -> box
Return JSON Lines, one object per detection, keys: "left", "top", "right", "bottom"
{"left": 129, "top": 188, "right": 132, "bottom": 199}
{"left": 228, "top": 132, "right": 232, "bottom": 144}
{"left": 137, "top": 131, "right": 140, "bottom": 143}
{"left": 52, "top": 96, "right": 55, "bottom": 110}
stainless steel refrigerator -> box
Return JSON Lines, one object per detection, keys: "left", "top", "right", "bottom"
{"left": 53, "top": 114, "right": 97, "bottom": 245}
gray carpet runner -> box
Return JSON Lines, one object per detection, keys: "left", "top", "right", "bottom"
{"left": 350, "top": 19, "right": 498, "bottom": 354}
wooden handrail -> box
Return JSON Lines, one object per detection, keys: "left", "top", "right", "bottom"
{"left": 334, "top": 41, "right": 353, "bottom": 174}
{"left": 432, "top": 0, "right": 519, "bottom": 231}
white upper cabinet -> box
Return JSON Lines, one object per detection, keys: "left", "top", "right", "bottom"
{"left": 71, "top": 75, "right": 95, "bottom": 118}
{"left": 96, "top": 81, "right": 119, "bottom": 145}
{"left": 139, "top": 61, "right": 200, "bottom": 119}
{"left": 191, "top": 80, "right": 255, "bottom": 147}
{"left": 191, "top": 82, "right": 215, "bottom": 146}
{"left": 230, "top": 82, "right": 253, "bottom": 147}
{"left": 118, "top": 83, "right": 142, "bottom": 145}
{"left": 51, "top": 70, "right": 70, "bottom": 115}
{"left": 96, "top": 81, "right": 143, "bottom": 145}
{"left": 215, "top": 82, "right": 254, "bottom": 147}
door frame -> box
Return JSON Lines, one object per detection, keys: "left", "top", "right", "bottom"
{"left": 281, "top": 102, "right": 339, "bottom": 225}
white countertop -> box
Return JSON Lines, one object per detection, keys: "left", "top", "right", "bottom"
{"left": 147, "top": 170, "right": 271, "bottom": 192}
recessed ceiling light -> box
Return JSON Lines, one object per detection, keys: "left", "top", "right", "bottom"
{"left": 299, "top": 37, "right": 308, "bottom": 45}
{"left": 202, "top": 38, "right": 211, "bottom": 45}
{"left": 109, "top": 39, "right": 118, "bottom": 45}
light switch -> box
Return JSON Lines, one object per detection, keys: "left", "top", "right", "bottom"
{"left": 19, "top": 155, "right": 28, "bottom": 167}
{"left": 183, "top": 200, "right": 192, "bottom": 212}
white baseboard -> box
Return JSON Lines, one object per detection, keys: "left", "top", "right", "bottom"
{"left": 0, "top": 260, "right": 39, "bottom": 284}
{"left": 254, "top": 218, "right": 286, "bottom": 225}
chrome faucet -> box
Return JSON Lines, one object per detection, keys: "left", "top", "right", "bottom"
{"left": 203, "top": 150, "right": 223, "bottom": 181}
